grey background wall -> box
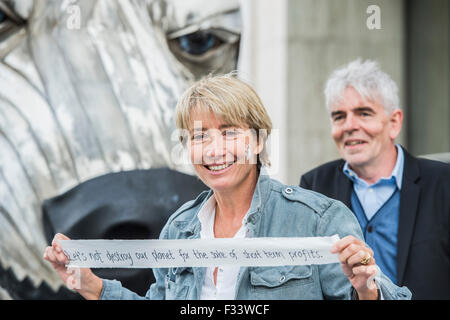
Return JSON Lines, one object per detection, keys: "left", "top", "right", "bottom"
{"left": 239, "top": 0, "right": 449, "bottom": 184}
{"left": 407, "top": 0, "right": 449, "bottom": 157}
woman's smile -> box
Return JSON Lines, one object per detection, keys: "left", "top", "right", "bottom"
{"left": 204, "top": 161, "right": 235, "bottom": 174}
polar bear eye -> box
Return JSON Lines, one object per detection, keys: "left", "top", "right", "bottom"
{"left": 169, "top": 27, "right": 238, "bottom": 58}
{"left": 177, "top": 31, "right": 222, "bottom": 56}
{"left": 163, "top": 4, "right": 241, "bottom": 78}
{"left": 167, "top": 27, "right": 240, "bottom": 78}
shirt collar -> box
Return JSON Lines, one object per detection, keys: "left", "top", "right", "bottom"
{"left": 197, "top": 194, "right": 251, "bottom": 239}
{"left": 343, "top": 144, "right": 404, "bottom": 189}
{"left": 197, "top": 194, "right": 217, "bottom": 239}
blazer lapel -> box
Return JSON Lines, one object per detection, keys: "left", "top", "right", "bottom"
{"left": 336, "top": 162, "right": 353, "bottom": 210}
{"left": 397, "top": 148, "right": 421, "bottom": 285}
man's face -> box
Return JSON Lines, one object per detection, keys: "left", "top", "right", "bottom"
{"left": 330, "top": 87, "right": 402, "bottom": 170}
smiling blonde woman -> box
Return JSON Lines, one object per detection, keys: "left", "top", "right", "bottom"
{"left": 44, "top": 73, "right": 411, "bottom": 300}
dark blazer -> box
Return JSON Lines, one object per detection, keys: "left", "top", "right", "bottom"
{"left": 300, "top": 147, "right": 450, "bottom": 299}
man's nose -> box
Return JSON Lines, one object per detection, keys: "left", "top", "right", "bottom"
{"left": 343, "top": 113, "right": 359, "bottom": 132}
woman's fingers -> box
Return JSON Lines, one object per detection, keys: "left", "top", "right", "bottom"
{"left": 44, "top": 233, "right": 71, "bottom": 266}
{"left": 347, "top": 249, "right": 374, "bottom": 267}
{"left": 353, "top": 264, "right": 377, "bottom": 276}
{"left": 52, "top": 233, "right": 70, "bottom": 251}
{"left": 57, "top": 250, "right": 69, "bottom": 265}
{"left": 43, "top": 246, "right": 55, "bottom": 262}
{"left": 52, "top": 233, "right": 70, "bottom": 262}
{"left": 332, "top": 236, "right": 380, "bottom": 298}
{"left": 44, "top": 246, "right": 68, "bottom": 265}
{"left": 333, "top": 237, "right": 374, "bottom": 267}
{"left": 337, "top": 243, "right": 358, "bottom": 264}
{"left": 352, "top": 265, "right": 379, "bottom": 290}
{"left": 331, "top": 235, "right": 364, "bottom": 253}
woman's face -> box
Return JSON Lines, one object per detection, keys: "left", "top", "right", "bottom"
{"left": 187, "top": 109, "right": 261, "bottom": 193}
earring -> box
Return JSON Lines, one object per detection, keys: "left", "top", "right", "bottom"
{"left": 246, "top": 144, "right": 252, "bottom": 161}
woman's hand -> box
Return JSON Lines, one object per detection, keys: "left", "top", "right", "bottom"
{"left": 331, "top": 235, "right": 379, "bottom": 300}
{"left": 43, "top": 233, "right": 103, "bottom": 300}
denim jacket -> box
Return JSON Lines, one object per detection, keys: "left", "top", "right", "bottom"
{"left": 100, "top": 172, "right": 411, "bottom": 300}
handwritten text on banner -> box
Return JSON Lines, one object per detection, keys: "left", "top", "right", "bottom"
{"left": 60, "top": 235, "right": 340, "bottom": 268}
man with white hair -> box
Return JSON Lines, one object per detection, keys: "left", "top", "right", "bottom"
{"left": 300, "top": 59, "right": 450, "bottom": 299}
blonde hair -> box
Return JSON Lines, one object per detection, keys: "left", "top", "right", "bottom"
{"left": 175, "top": 72, "right": 273, "bottom": 167}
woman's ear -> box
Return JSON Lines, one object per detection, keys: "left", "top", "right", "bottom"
{"left": 254, "top": 135, "right": 264, "bottom": 155}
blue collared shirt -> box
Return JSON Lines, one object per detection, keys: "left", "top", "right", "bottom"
{"left": 343, "top": 145, "right": 404, "bottom": 221}
{"left": 343, "top": 144, "right": 404, "bottom": 284}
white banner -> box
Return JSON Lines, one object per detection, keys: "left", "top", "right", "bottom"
{"left": 59, "top": 235, "right": 340, "bottom": 268}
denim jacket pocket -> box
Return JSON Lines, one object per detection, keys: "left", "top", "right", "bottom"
{"left": 249, "top": 265, "right": 315, "bottom": 299}
{"left": 250, "top": 265, "right": 313, "bottom": 287}
{"left": 164, "top": 267, "right": 193, "bottom": 300}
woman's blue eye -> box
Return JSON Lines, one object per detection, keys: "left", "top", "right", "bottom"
{"left": 178, "top": 31, "right": 220, "bottom": 55}
{"left": 0, "top": 10, "right": 5, "bottom": 23}
{"left": 224, "top": 130, "right": 238, "bottom": 138}
{"left": 192, "top": 132, "right": 206, "bottom": 141}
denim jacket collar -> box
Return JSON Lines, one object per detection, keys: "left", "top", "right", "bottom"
{"left": 242, "top": 168, "right": 271, "bottom": 234}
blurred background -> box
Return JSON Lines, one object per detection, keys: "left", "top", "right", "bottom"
{"left": 238, "top": 0, "right": 449, "bottom": 184}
